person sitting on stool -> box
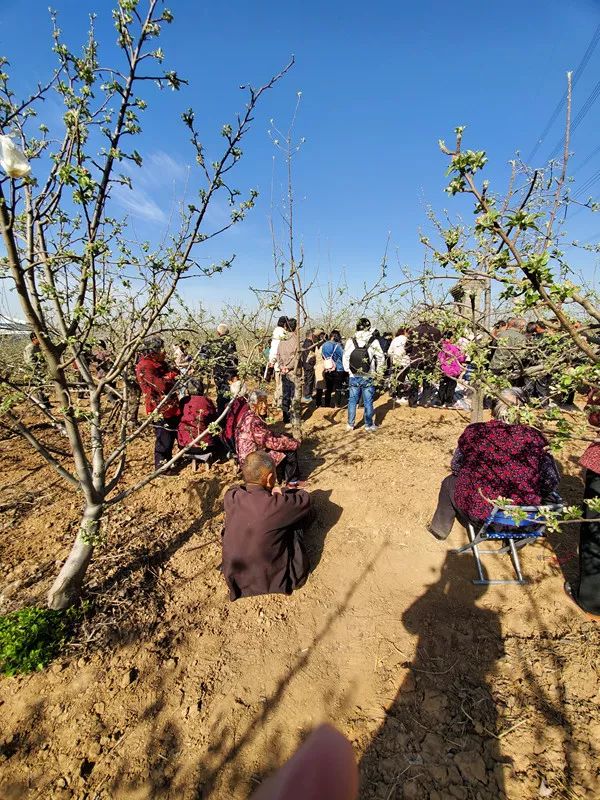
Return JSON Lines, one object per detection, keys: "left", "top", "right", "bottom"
{"left": 428, "top": 389, "right": 559, "bottom": 540}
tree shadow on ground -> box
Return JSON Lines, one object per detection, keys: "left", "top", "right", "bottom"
{"left": 107, "top": 679, "right": 184, "bottom": 799}
{"left": 374, "top": 395, "right": 394, "bottom": 425}
{"left": 192, "top": 543, "right": 388, "bottom": 799}
{"left": 80, "top": 477, "right": 223, "bottom": 648}
{"left": 305, "top": 488, "right": 343, "bottom": 570}
{"left": 543, "top": 468, "right": 584, "bottom": 586}
{"left": 360, "top": 551, "right": 507, "bottom": 800}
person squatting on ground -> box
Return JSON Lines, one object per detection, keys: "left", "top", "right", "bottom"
{"left": 135, "top": 336, "right": 181, "bottom": 470}
{"left": 428, "top": 388, "right": 560, "bottom": 540}
{"left": 437, "top": 334, "right": 466, "bottom": 407}
{"left": 221, "top": 450, "right": 312, "bottom": 601}
{"left": 274, "top": 318, "right": 299, "bottom": 424}
{"left": 321, "top": 330, "right": 347, "bottom": 408}
{"left": 177, "top": 377, "right": 218, "bottom": 459}
{"left": 405, "top": 320, "right": 442, "bottom": 407}
{"left": 234, "top": 389, "right": 302, "bottom": 486}
{"left": 343, "top": 318, "right": 385, "bottom": 432}
{"left": 565, "top": 389, "right": 600, "bottom": 617}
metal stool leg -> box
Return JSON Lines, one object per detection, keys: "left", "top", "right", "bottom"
{"left": 467, "top": 523, "right": 488, "bottom": 584}
{"left": 508, "top": 538, "right": 526, "bottom": 584}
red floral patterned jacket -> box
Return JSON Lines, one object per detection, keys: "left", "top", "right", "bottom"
{"left": 452, "top": 420, "right": 559, "bottom": 521}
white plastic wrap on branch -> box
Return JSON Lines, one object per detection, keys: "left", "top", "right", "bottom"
{"left": 0, "top": 135, "right": 31, "bottom": 178}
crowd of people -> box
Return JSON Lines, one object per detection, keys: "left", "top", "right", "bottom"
{"left": 123, "top": 314, "right": 600, "bottom": 620}
{"left": 20, "top": 313, "right": 600, "bottom": 619}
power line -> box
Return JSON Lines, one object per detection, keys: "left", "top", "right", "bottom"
{"left": 527, "top": 21, "right": 600, "bottom": 163}
{"left": 548, "top": 78, "right": 600, "bottom": 160}
{"left": 573, "top": 143, "right": 600, "bottom": 175}
{"left": 574, "top": 165, "right": 600, "bottom": 199}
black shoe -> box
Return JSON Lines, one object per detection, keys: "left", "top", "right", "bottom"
{"left": 426, "top": 524, "right": 447, "bottom": 541}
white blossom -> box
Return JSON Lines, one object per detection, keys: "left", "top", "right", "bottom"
{"left": 0, "top": 136, "right": 31, "bottom": 178}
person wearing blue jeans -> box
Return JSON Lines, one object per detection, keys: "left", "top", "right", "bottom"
{"left": 348, "top": 375, "right": 375, "bottom": 429}
{"left": 342, "top": 317, "right": 385, "bottom": 432}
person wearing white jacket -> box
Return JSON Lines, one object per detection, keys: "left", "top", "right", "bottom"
{"left": 268, "top": 317, "right": 290, "bottom": 406}
{"left": 388, "top": 327, "right": 411, "bottom": 405}
{"left": 343, "top": 318, "right": 384, "bottom": 432}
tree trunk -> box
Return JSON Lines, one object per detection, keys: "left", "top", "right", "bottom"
{"left": 47, "top": 502, "right": 102, "bottom": 610}
{"left": 291, "top": 370, "right": 303, "bottom": 441}
{"left": 470, "top": 387, "right": 484, "bottom": 422}
{"left": 124, "top": 375, "right": 141, "bottom": 429}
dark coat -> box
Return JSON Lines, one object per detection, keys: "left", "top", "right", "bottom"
{"left": 406, "top": 323, "right": 442, "bottom": 365}
{"left": 222, "top": 484, "right": 312, "bottom": 600}
{"left": 201, "top": 336, "right": 238, "bottom": 389}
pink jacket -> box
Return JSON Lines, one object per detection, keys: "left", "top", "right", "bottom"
{"left": 234, "top": 407, "right": 299, "bottom": 466}
{"left": 438, "top": 340, "right": 466, "bottom": 379}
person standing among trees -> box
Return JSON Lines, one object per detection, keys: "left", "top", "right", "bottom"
{"left": 173, "top": 339, "right": 193, "bottom": 373}
{"left": 343, "top": 317, "right": 384, "bottom": 432}
{"left": 388, "top": 326, "right": 411, "bottom": 405}
{"left": 268, "top": 316, "right": 290, "bottom": 407}
{"left": 489, "top": 316, "right": 527, "bottom": 385}
{"left": 275, "top": 318, "right": 300, "bottom": 424}
{"left": 135, "top": 336, "right": 181, "bottom": 471}
{"left": 405, "top": 319, "right": 442, "bottom": 407}
{"left": 202, "top": 323, "right": 239, "bottom": 414}
{"left": 301, "top": 327, "right": 322, "bottom": 403}
{"left": 321, "top": 330, "right": 347, "bottom": 408}
{"left": 437, "top": 333, "right": 466, "bottom": 407}
{"left": 523, "top": 321, "right": 551, "bottom": 405}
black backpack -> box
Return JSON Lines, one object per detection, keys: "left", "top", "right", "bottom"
{"left": 349, "top": 335, "right": 375, "bottom": 374}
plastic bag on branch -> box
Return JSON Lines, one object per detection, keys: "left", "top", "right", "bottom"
{"left": 0, "top": 136, "right": 31, "bottom": 178}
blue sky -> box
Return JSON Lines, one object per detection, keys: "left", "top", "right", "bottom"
{"left": 1, "top": 0, "right": 600, "bottom": 318}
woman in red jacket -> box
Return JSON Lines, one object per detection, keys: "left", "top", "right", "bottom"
{"left": 135, "top": 336, "right": 180, "bottom": 470}
{"left": 177, "top": 378, "right": 218, "bottom": 458}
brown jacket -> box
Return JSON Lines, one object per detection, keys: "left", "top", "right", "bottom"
{"left": 275, "top": 333, "right": 299, "bottom": 373}
{"left": 222, "top": 484, "right": 311, "bottom": 600}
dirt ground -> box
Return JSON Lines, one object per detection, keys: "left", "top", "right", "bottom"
{"left": 1, "top": 397, "right": 599, "bottom": 800}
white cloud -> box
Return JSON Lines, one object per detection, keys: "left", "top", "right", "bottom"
{"left": 112, "top": 149, "right": 191, "bottom": 224}
{"left": 111, "top": 183, "right": 167, "bottom": 223}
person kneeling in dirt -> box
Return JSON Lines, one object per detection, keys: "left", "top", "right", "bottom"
{"left": 235, "top": 389, "right": 302, "bottom": 488}
{"left": 428, "top": 388, "right": 559, "bottom": 540}
{"left": 221, "top": 450, "right": 312, "bottom": 600}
